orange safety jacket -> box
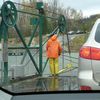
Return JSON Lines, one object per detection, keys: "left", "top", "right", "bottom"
{"left": 46, "top": 35, "right": 62, "bottom": 58}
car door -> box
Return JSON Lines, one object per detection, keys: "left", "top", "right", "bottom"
{"left": 91, "top": 22, "right": 100, "bottom": 83}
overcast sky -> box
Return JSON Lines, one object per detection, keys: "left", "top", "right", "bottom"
{"left": 1, "top": 0, "right": 100, "bottom": 17}
{"left": 43, "top": 0, "right": 100, "bottom": 17}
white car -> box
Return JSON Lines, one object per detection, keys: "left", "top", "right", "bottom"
{"left": 76, "top": 30, "right": 84, "bottom": 34}
{"left": 68, "top": 31, "right": 75, "bottom": 35}
{"left": 78, "top": 19, "right": 100, "bottom": 90}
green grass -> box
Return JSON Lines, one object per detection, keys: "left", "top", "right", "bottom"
{"left": 69, "top": 34, "right": 87, "bottom": 52}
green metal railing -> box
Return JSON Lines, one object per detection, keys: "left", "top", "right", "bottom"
{"left": 0, "top": 1, "right": 66, "bottom": 84}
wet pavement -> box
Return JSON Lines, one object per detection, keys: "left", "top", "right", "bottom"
{"left": 2, "top": 75, "right": 79, "bottom": 93}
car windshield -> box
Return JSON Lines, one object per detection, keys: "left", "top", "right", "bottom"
{"left": 0, "top": 0, "right": 100, "bottom": 95}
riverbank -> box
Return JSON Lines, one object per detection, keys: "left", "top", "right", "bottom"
{"left": 69, "top": 34, "right": 87, "bottom": 52}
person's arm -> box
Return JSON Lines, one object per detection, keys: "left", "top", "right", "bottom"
{"left": 46, "top": 42, "right": 49, "bottom": 51}
{"left": 46, "top": 39, "right": 51, "bottom": 51}
{"left": 58, "top": 42, "right": 62, "bottom": 56}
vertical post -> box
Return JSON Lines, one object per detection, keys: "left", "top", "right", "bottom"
{"left": 62, "top": 33, "right": 64, "bottom": 69}
{"left": 36, "top": 1, "right": 44, "bottom": 76}
{"left": 2, "top": 23, "right": 8, "bottom": 84}
{"left": 39, "top": 14, "right": 44, "bottom": 76}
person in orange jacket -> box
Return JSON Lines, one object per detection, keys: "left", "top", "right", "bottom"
{"left": 46, "top": 34, "right": 62, "bottom": 76}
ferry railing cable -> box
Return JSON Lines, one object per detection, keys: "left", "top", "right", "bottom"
{"left": 13, "top": 2, "right": 61, "bottom": 16}
{"left": 62, "top": 54, "right": 78, "bottom": 60}
{"left": 13, "top": 2, "right": 35, "bottom": 8}
{"left": 42, "top": 55, "right": 78, "bottom": 67}
{"left": 64, "top": 58, "right": 78, "bottom": 65}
